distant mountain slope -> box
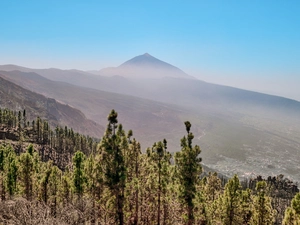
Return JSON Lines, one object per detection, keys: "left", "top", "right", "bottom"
{"left": 1, "top": 63, "right": 298, "bottom": 115}
{"left": 90, "top": 53, "right": 195, "bottom": 79}
{"left": 0, "top": 64, "right": 94, "bottom": 83}
{"left": 0, "top": 75, "right": 104, "bottom": 137}
{"left": 0, "top": 64, "right": 141, "bottom": 95}
{"left": 0, "top": 64, "right": 32, "bottom": 72}
{"left": 128, "top": 77, "right": 300, "bottom": 115}
{"left": 0, "top": 70, "right": 189, "bottom": 152}
{"left": 1, "top": 67, "right": 300, "bottom": 183}
{"left": 0, "top": 53, "right": 194, "bottom": 85}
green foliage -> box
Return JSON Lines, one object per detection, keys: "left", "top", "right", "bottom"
{"left": 5, "top": 150, "right": 18, "bottom": 197}
{"left": 220, "top": 174, "right": 243, "bottom": 225}
{"left": 39, "top": 161, "right": 53, "bottom": 203}
{"left": 251, "top": 181, "right": 274, "bottom": 225}
{"left": 0, "top": 145, "right": 18, "bottom": 198}
{"left": 0, "top": 108, "right": 296, "bottom": 224}
{"left": 72, "top": 151, "right": 86, "bottom": 197}
{"left": 60, "top": 172, "right": 72, "bottom": 206}
{"left": 147, "top": 139, "right": 172, "bottom": 225}
{"left": 100, "top": 109, "right": 127, "bottom": 224}
{"left": 292, "top": 193, "right": 300, "bottom": 215}
{"left": 240, "top": 189, "right": 253, "bottom": 224}
{"left": 175, "top": 121, "right": 202, "bottom": 224}
{"left": 283, "top": 193, "right": 300, "bottom": 224}
{"left": 18, "top": 151, "right": 35, "bottom": 200}
{"left": 27, "top": 144, "right": 34, "bottom": 155}
{"left": 23, "top": 109, "right": 27, "bottom": 128}
{"left": 202, "top": 172, "right": 222, "bottom": 224}
{"left": 0, "top": 145, "right": 9, "bottom": 171}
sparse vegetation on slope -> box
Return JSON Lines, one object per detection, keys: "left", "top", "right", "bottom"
{"left": 0, "top": 109, "right": 298, "bottom": 224}
{"left": 0, "top": 75, "right": 104, "bottom": 137}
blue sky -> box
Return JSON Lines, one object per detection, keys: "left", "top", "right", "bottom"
{"left": 0, "top": 1, "right": 299, "bottom": 100}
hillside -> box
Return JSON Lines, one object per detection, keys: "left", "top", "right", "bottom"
{"left": 0, "top": 64, "right": 140, "bottom": 95}
{"left": 0, "top": 108, "right": 298, "bottom": 225}
{"left": 0, "top": 75, "right": 104, "bottom": 138}
{"left": 0, "top": 63, "right": 300, "bottom": 183}
{"left": 0, "top": 71, "right": 190, "bottom": 153}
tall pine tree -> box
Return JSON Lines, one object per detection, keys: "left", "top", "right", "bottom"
{"left": 175, "top": 121, "right": 202, "bottom": 225}
{"left": 100, "top": 110, "right": 126, "bottom": 225}
{"left": 251, "top": 181, "right": 274, "bottom": 225}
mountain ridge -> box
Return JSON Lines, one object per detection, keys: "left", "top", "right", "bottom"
{"left": 1, "top": 57, "right": 300, "bottom": 183}
{"left": 0, "top": 70, "right": 190, "bottom": 153}
{"left": 0, "top": 75, "right": 104, "bottom": 137}
{"left": 0, "top": 69, "right": 300, "bottom": 182}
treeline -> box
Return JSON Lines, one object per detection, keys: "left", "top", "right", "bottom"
{"left": 0, "top": 108, "right": 98, "bottom": 169}
{"left": 0, "top": 109, "right": 299, "bottom": 224}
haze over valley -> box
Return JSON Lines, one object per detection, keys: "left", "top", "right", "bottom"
{"left": 1, "top": 2, "right": 300, "bottom": 223}
{"left": 1, "top": 53, "right": 299, "bottom": 183}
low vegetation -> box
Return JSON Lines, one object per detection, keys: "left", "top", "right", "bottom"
{"left": 0, "top": 108, "right": 299, "bottom": 224}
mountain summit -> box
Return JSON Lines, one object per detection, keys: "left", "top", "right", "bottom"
{"left": 120, "top": 53, "right": 169, "bottom": 67}
{"left": 96, "top": 53, "right": 195, "bottom": 79}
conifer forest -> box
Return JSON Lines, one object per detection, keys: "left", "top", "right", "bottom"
{"left": 0, "top": 108, "right": 299, "bottom": 225}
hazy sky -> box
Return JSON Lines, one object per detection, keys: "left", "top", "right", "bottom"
{"left": 1, "top": 1, "right": 299, "bottom": 100}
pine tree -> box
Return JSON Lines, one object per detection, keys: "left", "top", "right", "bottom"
{"left": 0, "top": 145, "right": 8, "bottom": 200}
{"left": 0, "top": 171, "right": 5, "bottom": 201}
{"left": 72, "top": 150, "right": 86, "bottom": 199}
{"left": 23, "top": 109, "right": 27, "bottom": 128}
{"left": 139, "top": 148, "right": 160, "bottom": 224}
{"left": 32, "top": 120, "right": 35, "bottom": 131}
{"left": 0, "top": 144, "right": 7, "bottom": 171}
{"left": 131, "top": 139, "right": 141, "bottom": 225}
{"left": 85, "top": 154, "right": 98, "bottom": 224}
{"left": 18, "top": 111, "right": 22, "bottom": 132}
{"left": 202, "top": 172, "right": 222, "bottom": 224}
{"left": 283, "top": 193, "right": 300, "bottom": 225}
{"left": 42, "top": 121, "right": 49, "bottom": 144}
{"left": 18, "top": 145, "right": 35, "bottom": 201}
{"left": 147, "top": 140, "right": 171, "bottom": 225}
{"left": 251, "top": 181, "right": 274, "bottom": 225}
{"left": 220, "top": 174, "right": 243, "bottom": 225}
{"left": 39, "top": 161, "right": 52, "bottom": 204}
{"left": 4, "top": 150, "right": 18, "bottom": 198}
{"left": 240, "top": 189, "right": 253, "bottom": 224}
{"left": 175, "top": 121, "right": 202, "bottom": 225}
{"left": 60, "top": 172, "right": 72, "bottom": 207}
{"left": 36, "top": 117, "right": 41, "bottom": 143}
{"left": 48, "top": 165, "right": 61, "bottom": 217}
{"left": 123, "top": 133, "right": 141, "bottom": 225}
{"left": 100, "top": 109, "right": 126, "bottom": 225}
{"left": 204, "top": 172, "right": 222, "bottom": 203}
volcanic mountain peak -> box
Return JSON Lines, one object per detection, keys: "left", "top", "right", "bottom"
{"left": 120, "top": 53, "right": 171, "bottom": 68}
{"left": 99, "top": 53, "right": 195, "bottom": 79}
